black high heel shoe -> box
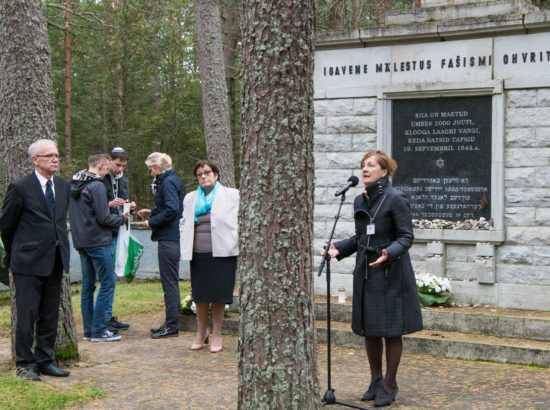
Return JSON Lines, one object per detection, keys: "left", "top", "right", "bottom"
{"left": 361, "top": 377, "right": 383, "bottom": 401}
{"left": 373, "top": 384, "right": 398, "bottom": 407}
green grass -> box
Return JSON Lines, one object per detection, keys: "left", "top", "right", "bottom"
{"left": 0, "top": 279, "right": 192, "bottom": 408}
{"left": 0, "top": 279, "right": 192, "bottom": 333}
{"left": 0, "top": 279, "right": 192, "bottom": 334}
{"left": 69, "top": 279, "right": 191, "bottom": 320}
{"left": 0, "top": 290, "right": 10, "bottom": 331}
{"left": 0, "top": 374, "right": 105, "bottom": 409}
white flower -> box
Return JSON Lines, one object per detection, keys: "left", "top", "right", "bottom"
{"left": 415, "top": 271, "right": 451, "bottom": 295}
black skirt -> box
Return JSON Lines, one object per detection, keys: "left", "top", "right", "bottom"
{"left": 190, "top": 252, "right": 237, "bottom": 304}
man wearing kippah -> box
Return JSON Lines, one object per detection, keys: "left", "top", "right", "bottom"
{"left": 103, "top": 147, "right": 135, "bottom": 331}
{"left": 70, "top": 152, "right": 128, "bottom": 342}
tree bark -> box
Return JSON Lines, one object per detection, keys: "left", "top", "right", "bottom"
{"left": 64, "top": 0, "right": 73, "bottom": 177}
{"left": 332, "top": 0, "right": 345, "bottom": 29}
{"left": 352, "top": 0, "right": 364, "bottom": 28}
{"left": 54, "top": 273, "right": 78, "bottom": 359}
{"left": 377, "top": 0, "right": 393, "bottom": 27}
{"left": 113, "top": 0, "right": 125, "bottom": 145}
{"left": 220, "top": 0, "right": 242, "bottom": 150}
{"left": 193, "top": 0, "right": 235, "bottom": 187}
{"left": 0, "top": 0, "right": 78, "bottom": 363}
{"left": 238, "top": 1, "right": 319, "bottom": 408}
{"left": 0, "top": 0, "right": 56, "bottom": 184}
{"left": 144, "top": 0, "right": 162, "bottom": 113}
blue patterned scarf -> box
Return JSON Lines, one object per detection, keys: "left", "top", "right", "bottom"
{"left": 194, "top": 181, "right": 219, "bottom": 223}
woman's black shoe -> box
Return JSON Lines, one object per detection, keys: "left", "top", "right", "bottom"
{"left": 373, "top": 384, "right": 398, "bottom": 407}
{"left": 361, "top": 377, "right": 383, "bottom": 401}
{"left": 151, "top": 326, "right": 178, "bottom": 339}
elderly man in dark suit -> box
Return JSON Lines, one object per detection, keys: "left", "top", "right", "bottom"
{"left": 0, "top": 139, "right": 71, "bottom": 381}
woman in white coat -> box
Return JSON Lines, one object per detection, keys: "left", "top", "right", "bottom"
{"left": 180, "top": 160, "right": 239, "bottom": 353}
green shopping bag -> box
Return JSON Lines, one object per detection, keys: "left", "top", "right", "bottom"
{"left": 123, "top": 235, "right": 144, "bottom": 283}
{"left": 115, "top": 210, "right": 144, "bottom": 283}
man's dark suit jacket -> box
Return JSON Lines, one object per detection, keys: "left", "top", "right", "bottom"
{"left": 0, "top": 173, "right": 70, "bottom": 276}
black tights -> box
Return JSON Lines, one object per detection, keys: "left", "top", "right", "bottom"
{"left": 365, "top": 336, "right": 402, "bottom": 394}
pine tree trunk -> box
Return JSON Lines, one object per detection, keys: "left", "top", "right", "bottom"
{"left": 333, "top": 0, "right": 345, "bottom": 29}
{"left": 220, "top": 0, "right": 242, "bottom": 153}
{"left": 352, "top": 0, "right": 364, "bottom": 28}
{"left": 238, "top": 1, "right": 319, "bottom": 408}
{"left": 377, "top": 0, "right": 394, "bottom": 27}
{"left": 144, "top": 0, "right": 162, "bottom": 112}
{"left": 0, "top": 0, "right": 56, "bottom": 183}
{"left": 0, "top": 0, "right": 78, "bottom": 363}
{"left": 113, "top": 0, "right": 125, "bottom": 145}
{"left": 194, "top": 0, "right": 235, "bottom": 187}
{"left": 64, "top": 0, "right": 73, "bottom": 177}
{"left": 54, "top": 273, "right": 78, "bottom": 359}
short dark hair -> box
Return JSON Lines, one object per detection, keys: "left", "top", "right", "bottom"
{"left": 111, "top": 147, "right": 129, "bottom": 161}
{"left": 193, "top": 160, "right": 220, "bottom": 179}
{"left": 88, "top": 153, "right": 110, "bottom": 168}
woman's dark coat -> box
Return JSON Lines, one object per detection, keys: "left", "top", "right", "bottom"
{"left": 148, "top": 169, "right": 186, "bottom": 242}
{"left": 334, "top": 177, "right": 423, "bottom": 337}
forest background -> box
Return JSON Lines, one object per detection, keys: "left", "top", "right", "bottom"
{"left": 1, "top": 0, "right": 549, "bottom": 206}
{"left": 0, "top": 0, "right": 424, "bottom": 208}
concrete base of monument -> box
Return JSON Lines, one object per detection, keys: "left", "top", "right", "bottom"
{"left": 313, "top": 273, "right": 550, "bottom": 312}
{"left": 209, "top": 296, "right": 550, "bottom": 367}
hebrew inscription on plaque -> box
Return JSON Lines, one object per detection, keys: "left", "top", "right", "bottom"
{"left": 392, "top": 96, "right": 492, "bottom": 221}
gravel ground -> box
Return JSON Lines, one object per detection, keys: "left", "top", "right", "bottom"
{"left": 1, "top": 311, "right": 549, "bottom": 409}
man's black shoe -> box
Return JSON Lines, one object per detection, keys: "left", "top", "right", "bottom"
{"left": 16, "top": 367, "right": 41, "bottom": 381}
{"left": 150, "top": 323, "right": 166, "bottom": 333}
{"left": 106, "top": 325, "right": 119, "bottom": 334}
{"left": 38, "top": 363, "right": 70, "bottom": 377}
{"left": 151, "top": 326, "right": 178, "bottom": 339}
{"left": 108, "top": 316, "right": 130, "bottom": 329}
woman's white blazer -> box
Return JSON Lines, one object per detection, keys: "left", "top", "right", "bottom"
{"left": 179, "top": 184, "right": 239, "bottom": 261}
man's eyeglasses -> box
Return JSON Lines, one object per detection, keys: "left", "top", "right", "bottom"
{"left": 196, "top": 170, "right": 212, "bottom": 178}
{"left": 36, "top": 153, "right": 60, "bottom": 159}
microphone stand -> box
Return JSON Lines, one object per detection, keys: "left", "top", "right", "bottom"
{"left": 317, "top": 192, "right": 370, "bottom": 410}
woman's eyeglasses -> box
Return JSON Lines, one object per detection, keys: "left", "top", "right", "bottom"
{"left": 196, "top": 170, "right": 212, "bottom": 178}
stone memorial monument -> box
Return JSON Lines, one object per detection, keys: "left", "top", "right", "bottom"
{"left": 313, "top": 0, "right": 550, "bottom": 310}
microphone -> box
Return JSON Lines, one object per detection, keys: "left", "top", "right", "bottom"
{"left": 335, "top": 176, "right": 359, "bottom": 196}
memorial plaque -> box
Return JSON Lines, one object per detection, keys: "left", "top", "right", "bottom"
{"left": 392, "top": 96, "right": 492, "bottom": 221}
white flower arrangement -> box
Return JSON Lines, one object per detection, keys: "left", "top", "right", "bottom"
{"left": 415, "top": 271, "right": 451, "bottom": 306}
{"left": 181, "top": 293, "right": 196, "bottom": 316}
{"left": 180, "top": 292, "right": 230, "bottom": 316}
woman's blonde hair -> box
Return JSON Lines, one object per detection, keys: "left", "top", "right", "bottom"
{"left": 145, "top": 152, "right": 172, "bottom": 170}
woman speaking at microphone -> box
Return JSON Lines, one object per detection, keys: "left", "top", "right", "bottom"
{"left": 323, "top": 150, "right": 422, "bottom": 407}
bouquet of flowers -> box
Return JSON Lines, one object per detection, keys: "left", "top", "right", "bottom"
{"left": 181, "top": 293, "right": 196, "bottom": 316}
{"left": 415, "top": 271, "right": 452, "bottom": 307}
